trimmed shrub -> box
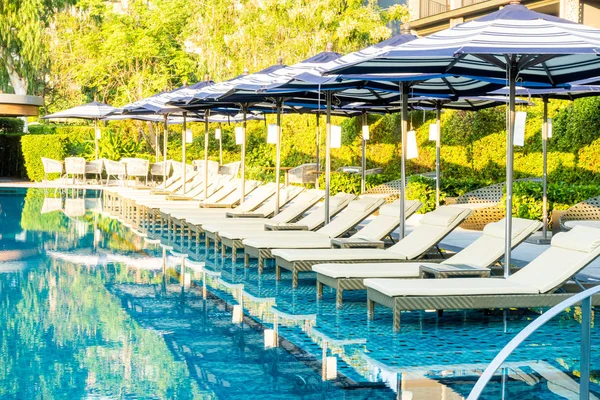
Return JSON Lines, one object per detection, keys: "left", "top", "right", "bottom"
{"left": 21, "top": 134, "right": 69, "bottom": 181}
{"left": 0, "top": 118, "right": 24, "bottom": 134}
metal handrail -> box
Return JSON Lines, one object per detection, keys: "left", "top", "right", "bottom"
{"left": 468, "top": 285, "right": 600, "bottom": 400}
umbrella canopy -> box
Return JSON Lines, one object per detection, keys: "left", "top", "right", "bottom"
{"left": 326, "top": 3, "right": 600, "bottom": 87}
{"left": 42, "top": 101, "right": 117, "bottom": 120}
{"left": 120, "top": 81, "right": 214, "bottom": 115}
{"left": 42, "top": 101, "right": 117, "bottom": 160}
{"left": 324, "top": 1, "right": 600, "bottom": 275}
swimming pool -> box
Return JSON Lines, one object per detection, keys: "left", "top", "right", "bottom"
{"left": 1, "top": 187, "right": 598, "bottom": 399}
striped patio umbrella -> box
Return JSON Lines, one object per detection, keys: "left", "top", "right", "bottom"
{"left": 42, "top": 101, "right": 117, "bottom": 160}
{"left": 120, "top": 80, "right": 214, "bottom": 193}
{"left": 325, "top": 1, "right": 600, "bottom": 274}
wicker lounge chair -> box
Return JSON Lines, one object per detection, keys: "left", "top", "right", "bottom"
{"left": 219, "top": 161, "right": 241, "bottom": 177}
{"left": 364, "top": 225, "right": 600, "bottom": 331}
{"left": 558, "top": 195, "right": 600, "bottom": 231}
{"left": 41, "top": 157, "right": 63, "bottom": 182}
{"left": 287, "top": 163, "right": 318, "bottom": 184}
{"left": 85, "top": 159, "right": 103, "bottom": 184}
{"left": 104, "top": 160, "right": 127, "bottom": 186}
{"left": 242, "top": 196, "right": 386, "bottom": 272}
{"left": 273, "top": 204, "right": 468, "bottom": 289}
{"left": 150, "top": 161, "right": 171, "bottom": 183}
{"left": 312, "top": 217, "right": 542, "bottom": 307}
{"left": 64, "top": 157, "right": 86, "bottom": 185}
{"left": 364, "top": 172, "right": 437, "bottom": 203}
{"left": 121, "top": 158, "right": 150, "bottom": 186}
{"left": 445, "top": 177, "right": 542, "bottom": 230}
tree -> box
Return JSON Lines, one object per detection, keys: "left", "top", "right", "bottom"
{"left": 0, "top": 0, "right": 74, "bottom": 95}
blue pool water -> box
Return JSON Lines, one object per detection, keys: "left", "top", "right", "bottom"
{"left": 1, "top": 187, "right": 599, "bottom": 399}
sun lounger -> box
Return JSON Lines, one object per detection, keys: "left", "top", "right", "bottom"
{"left": 272, "top": 199, "right": 424, "bottom": 287}
{"left": 218, "top": 192, "right": 355, "bottom": 262}
{"left": 312, "top": 217, "right": 542, "bottom": 306}
{"left": 242, "top": 196, "right": 386, "bottom": 272}
{"left": 364, "top": 225, "right": 600, "bottom": 331}
{"left": 271, "top": 206, "right": 471, "bottom": 286}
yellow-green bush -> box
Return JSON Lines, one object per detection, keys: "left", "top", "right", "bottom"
{"left": 21, "top": 134, "right": 70, "bottom": 181}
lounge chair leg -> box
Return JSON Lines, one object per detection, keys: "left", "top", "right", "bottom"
{"left": 221, "top": 244, "right": 226, "bottom": 257}
{"left": 393, "top": 305, "right": 401, "bottom": 333}
{"left": 367, "top": 299, "right": 375, "bottom": 320}
{"left": 245, "top": 253, "right": 250, "bottom": 268}
{"left": 232, "top": 248, "right": 237, "bottom": 261}
{"left": 275, "top": 265, "right": 281, "bottom": 281}
{"left": 316, "top": 281, "right": 323, "bottom": 300}
{"left": 292, "top": 269, "right": 298, "bottom": 288}
{"left": 205, "top": 236, "right": 210, "bottom": 249}
{"left": 336, "top": 288, "right": 343, "bottom": 309}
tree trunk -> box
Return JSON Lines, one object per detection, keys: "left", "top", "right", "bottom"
{"left": 5, "top": 53, "right": 29, "bottom": 133}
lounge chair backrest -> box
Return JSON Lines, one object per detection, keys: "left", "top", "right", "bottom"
{"left": 295, "top": 193, "right": 356, "bottom": 230}
{"left": 85, "top": 159, "right": 103, "bottom": 174}
{"left": 65, "top": 157, "right": 86, "bottom": 175}
{"left": 270, "top": 189, "right": 325, "bottom": 223}
{"left": 508, "top": 226, "right": 600, "bottom": 293}
{"left": 219, "top": 161, "right": 241, "bottom": 177}
{"left": 387, "top": 206, "right": 473, "bottom": 259}
{"left": 219, "top": 180, "right": 261, "bottom": 209}
{"left": 41, "top": 158, "right": 63, "bottom": 175}
{"left": 253, "top": 185, "right": 305, "bottom": 217}
{"left": 104, "top": 160, "right": 126, "bottom": 176}
{"left": 350, "top": 199, "right": 422, "bottom": 241}
{"left": 233, "top": 182, "right": 277, "bottom": 211}
{"left": 316, "top": 196, "right": 385, "bottom": 238}
{"left": 151, "top": 161, "right": 171, "bottom": 177}
{"left": 193, "top": 160, "right": 220, "bottom": 176}
{"left": 121, "top": 158, "right": 149, "bottom": 178}
{"left": 445, "top": 218, "right": 543, "bottom": 268}
{"left": 204, "top": 178, "right": 241, "bottom": 203}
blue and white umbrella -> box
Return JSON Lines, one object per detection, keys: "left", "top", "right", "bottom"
{"left": 325, "top": 2, "right": 600, "bottom": 273}
{"left": 42, "top": 101, "right": 117, "bottom": 160}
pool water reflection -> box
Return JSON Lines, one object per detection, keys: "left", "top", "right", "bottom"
{"left": 1, "top": 188, "right": 599, "bottom": 399}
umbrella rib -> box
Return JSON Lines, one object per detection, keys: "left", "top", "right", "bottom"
{"left": 445, "top": 54, "right": 466, "bottom": 73}
{"left": 441, "top": 77, "right": 458, "bottom": 96}
{"left": 541, "top": 62, "right": 556, "bottom": 86}
{"left": 474, "top": 54, "right": 507, "bottom": 70}
{"left": 519, "top": 54, "right": 557, "bottom": 72}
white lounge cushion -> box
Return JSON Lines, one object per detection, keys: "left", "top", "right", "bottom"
{"left": 420, "top": 206, "right": 466, "bottom": 227}
{"left": 364, "top": 277, "right": 538, "bottom": 297}
{"left": 551, "top": 226, "right": 600, "bottom": 253}
{"left": 347, "top": 199, "right": 378, "bottom": 212}
{"left": 483, "top": 218, "right": 541, "bottom": 239}
{"left": 243, "top": 234, "right": 332, "bottom": 249}
{"left": 313, "top": 262, "right": 426, "bottom": 278}
{"left": 564, "top": 220, "right": 600, "bottom": 229}
{"left": 272, "top": 248, "right": 409, "bottom": 262}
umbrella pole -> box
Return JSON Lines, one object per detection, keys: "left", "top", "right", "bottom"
{"left": 204, "top": 110, "right": 210, "bottom": 201}
{"left": 504, "top": 65, "right": 517, "bottom": 278}
{"left": 219, "top": 123, "right": 223, "bottom": 165}
{"left": 241, "top": 105, "right": 247, "bottom": 204}
{"left": 163, "top": 114, "right": 168, "bottom": 185}
{"left": 361, "top": 113, "right": 367, "bottom": 194}
{"left": 542, "top": 95, "right": 549, "bottom": 240}
{"left": 155, "top": 122, "right": 160, "bottom": 163}
{"left": 316, "top": 112, "right": 320, "bottom": 189}
{"left": 275, "top": 99, "right": 283, "bottom": 215}
{"left": 399, "top": 83, "right": 409, "bottom": 240}
{"left": 94, "top": 119, "right": 99, "bottom": 160}
{"left": 325, "top": 91, "right": 332, "bottom": 225}
{"left": 436, "top": 103, "right": 442, "bottom": 208}
{"left": 182, "top": 112, "right": 187, "bottom": 194}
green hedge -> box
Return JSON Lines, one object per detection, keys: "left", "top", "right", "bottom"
{"left": 21, "top": 134, "right": 70, "bottom": 181}
{"left": 0, "top": 118, "right": 24, "bottom": 134}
